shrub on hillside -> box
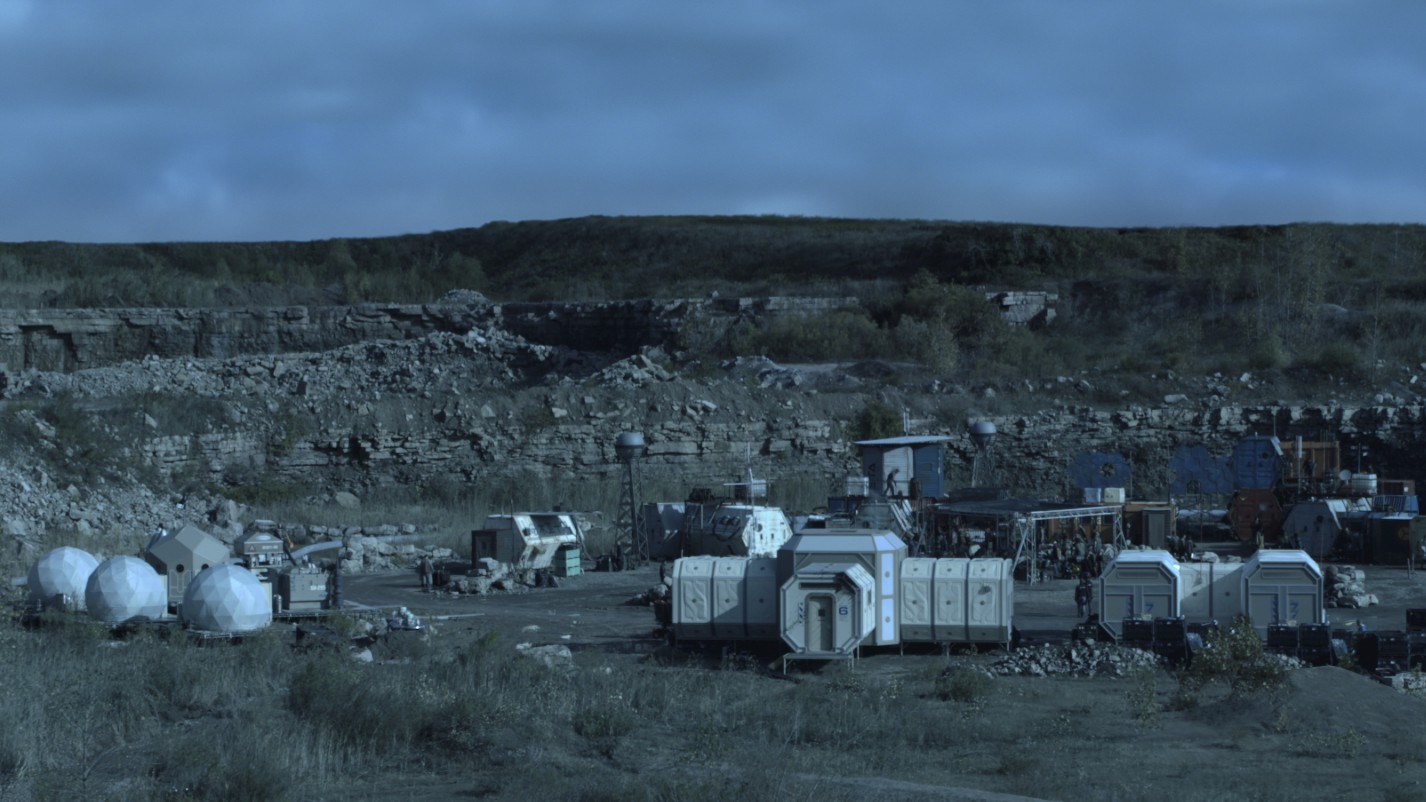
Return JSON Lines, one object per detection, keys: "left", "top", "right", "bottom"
{"left": 1175, "top": 616, "right": 1286, "bottom": 702}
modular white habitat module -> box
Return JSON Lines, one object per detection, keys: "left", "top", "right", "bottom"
{"left": 86, "top": 556, "right": 167, "bottom": 624}
{"left": 1098, "top": 549, "right": 1325, "bottom": 640}
{"left": 1177, "top": 560, "right": 1244, "bottom": 624}
{"left": 1096, "top": 549, "right": 1180, "bottom": 640}
{"left": 777, "top": 528, "right": 906, "bottom": 647}
{"left": 899, "top": 558, "right": 1015, "bottom": 646}
{"left": 144, "top": 524, "right": 233, "bottom": 610}
{"left": 1241, "top": 550, "right": 1325, "bottom": 635}
{"left": 28, "top": 546, "right": 100, "bottom": 611}
{"left": 779, "top": 561, "right": 876, "bottom": 659}
{"left": 679, "top": 503, "right": 795, "bottom": 558}
{"left": 670, "top": 556, "right": 778, "bottom": 641}
{"left": 475, "top": 513, "right": 581, "bottom": 570}
{"left": 181, "top": 564, "right": 273, "bottom": 634}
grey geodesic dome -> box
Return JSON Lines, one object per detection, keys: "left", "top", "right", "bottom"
{"left": 85, "top": 556, "right": 166, "bottom": 624}
{"left": 27, "top": 546, "right": 100, "bottom": 611}
{"left": 181, "top": 564, "right": 272, "bottom": 633}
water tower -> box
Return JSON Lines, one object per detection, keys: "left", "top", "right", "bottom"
{"left": 969, "top": 421, "right": 997, "bottom": 487}
{"left": 615, "top": 432, "right": 648, "bottom": 567}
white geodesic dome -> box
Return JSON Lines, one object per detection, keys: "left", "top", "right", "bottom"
{"left": 85, "top": 556, "right": 167, "bottom": 624}
{"left": 27, "top": 547, "right": 100, "bottom": 611}
{"left": 180, "top": 564, "right": 272, "bottom": 633}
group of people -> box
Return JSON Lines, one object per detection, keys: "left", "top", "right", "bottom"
{"left": 1040, "top": 533, "right": 1104, "bottom": 581}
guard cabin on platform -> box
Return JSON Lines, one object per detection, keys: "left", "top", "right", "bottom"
{"left": 855, "top": 436, "right": 951, "bottom": 500}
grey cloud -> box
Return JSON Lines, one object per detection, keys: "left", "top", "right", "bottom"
{"left": 1, "top": 1, "right": 1424, "bottom": 242}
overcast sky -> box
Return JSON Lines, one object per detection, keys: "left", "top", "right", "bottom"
{"left": 2, "top": 1, "right": 1423, "bottom": 243}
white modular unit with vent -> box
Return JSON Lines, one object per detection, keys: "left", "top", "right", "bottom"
{"left": 776, "top": 529, "right": 906, "bottom": 646}
{"left": 1240, "top": 550, "right": 1324, "bottom": 635}
{"left": 1096, "top": 549, "right": 1181, "bottom": 640}
{"left": 899, "top": 558, "right": 1014, "bottom": 645}
{"left": 670, "top": 556, "right": 778, "bottom": 641}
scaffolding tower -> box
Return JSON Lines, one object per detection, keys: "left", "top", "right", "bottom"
{"left": 1011, "top": 505, "right": 1126, "bottom": 584}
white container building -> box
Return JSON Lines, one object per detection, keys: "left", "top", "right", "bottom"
{"left": 1240, "top": 549, "right": 1325, "bottom": 636}
{"left": 473, "top": 513, "right": 581, "bottom": 570}
{"left": 670, "top": 556, "right": 778, "bottom": 641}
{"left": 1096, "top": 549, "right": 1180, "bottom": 640}
{"left": 1176, "top": 560, "right": 1244, "bottom": 624}
{"left": 899, "top": 558, "right": 1015, "bottom": 646}
{"left": 778, "top": 562, "right": 876, "bottom": 660}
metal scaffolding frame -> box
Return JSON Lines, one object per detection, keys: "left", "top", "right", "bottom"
{"left": 1011, "top": 505, "right": 1125, "bottom": 584}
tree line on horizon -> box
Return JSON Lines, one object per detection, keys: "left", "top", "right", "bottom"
{"left": 0, "top": 215, "right": 1421, "bottom": 390}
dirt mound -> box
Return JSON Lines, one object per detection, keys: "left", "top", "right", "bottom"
{"left": 1190, "top": 665, "right": 1426, "bottom": 735}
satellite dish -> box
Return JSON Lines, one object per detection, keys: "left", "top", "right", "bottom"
{"left": 1338, "top": 469, "right": 1352, "bottom": 483}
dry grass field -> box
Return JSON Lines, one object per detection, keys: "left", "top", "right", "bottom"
{"left": 4, "top": 563, "right": 1425, "bottom": 802}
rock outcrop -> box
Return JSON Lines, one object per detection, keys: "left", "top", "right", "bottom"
{"left": 1, "top": 293, "right": 1424, "bottom": 554}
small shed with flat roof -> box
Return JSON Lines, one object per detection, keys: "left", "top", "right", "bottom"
{"left": 855, "top": 435, "right": 952, "bottom": 499}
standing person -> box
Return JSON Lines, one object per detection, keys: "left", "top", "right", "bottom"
{"left": 326, "top": 562, "right": 343, "bottom": 610}
{"left": 417, "top": 555, "right": 433, "bottom": 591}
{"left": 1075, "top": 576, "right": 1093, "bottom": 620}
{"left": 885, "top": 468, "right": 900, "bottom": 498}
{"left": 1252, "top": 517, "right": 1265, "bottom": 553}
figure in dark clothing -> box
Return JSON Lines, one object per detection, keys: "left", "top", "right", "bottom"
{"left": 1075, "top": 577, "right": 1094, "bottom": 619}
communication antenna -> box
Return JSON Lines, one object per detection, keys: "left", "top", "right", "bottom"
{"left": 614, "top": 432, "right": 647, "bottom": 568}
{"left": 728, "top": 442, "right": 768, "bottom": 503}
{"left": 969, "top": 421, "right": 997, "bottom": 488}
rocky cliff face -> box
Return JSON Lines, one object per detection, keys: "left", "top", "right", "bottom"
{"left": 1, "top": 293, "right": 1423, "bottom": 552}
{"left": 0, "top": 294, "right": 857, "bottom": 373}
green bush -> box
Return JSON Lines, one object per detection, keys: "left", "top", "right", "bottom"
{"left": 933, "top": 667, "right": 993, "bottom": 703}
{"left": 1299, "top": 342, "right": 1363, "bottom": 374}
{"left": 1178, "top": 616, "right": 1286, "bottom": 698}
{"left": 846, "top": 399, "right": 903, "bottom": 441}
{"left": 1247, "top": 330, "right": 1289, "bottom": 370}
{"left": 728, "top": 308, "right": 888, "bottom": 362}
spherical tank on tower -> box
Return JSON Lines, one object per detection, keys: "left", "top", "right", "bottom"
{"left": 969, "top": 421, "right": 997, "bottom": 449}
{"left": 615, "top": 431, "right": 646, "bottom": 462}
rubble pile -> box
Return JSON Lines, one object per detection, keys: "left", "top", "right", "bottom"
{"left": 1391, "top": 671, "right": 1426, "bottom": 698}
{"left": 444, "top": 557, "right": 534, "bottom": 595}
{"left": 340, "top": 532, "right": 455, "bottom": 573}
{"left": 630, "top": 577, "right": 672, "bottom": 606}
{"left": 990, "top": 643, "right": 1305, "bottom": 678}
{"left": 1325, "top": 565, "right": 1378, "bottom": 609}
{"left": 590, "top": 353, "right": 674, "bottom": 388}
{"left": 990, "top": 643, "right": 1165, "bottom": 678}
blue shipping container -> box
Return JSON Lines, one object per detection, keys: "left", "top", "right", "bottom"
{"left": 1232, "top": 436, "right": 1283, "bottom": 490}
